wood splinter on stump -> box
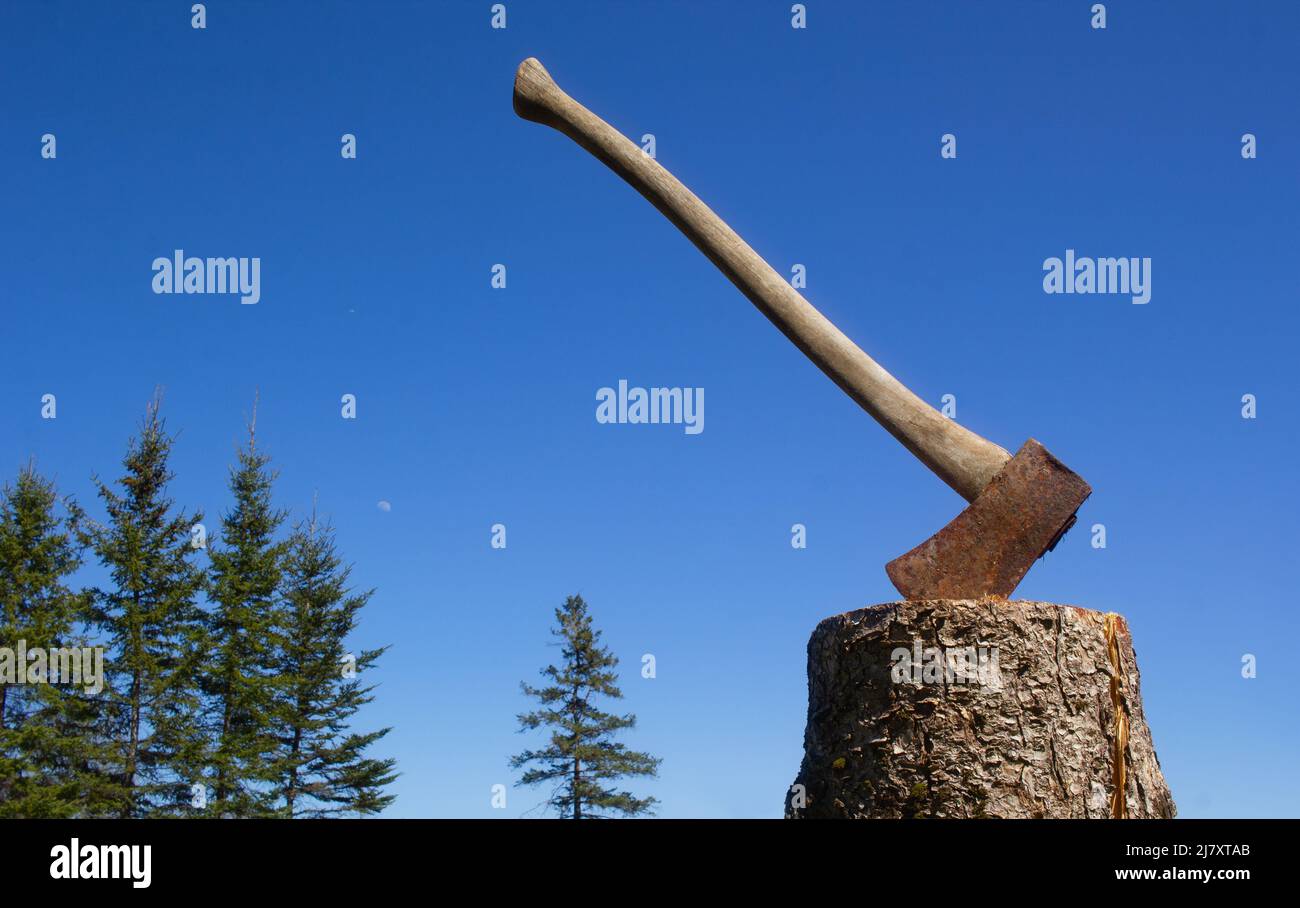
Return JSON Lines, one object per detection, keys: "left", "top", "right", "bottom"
{"left": 785, "top": 599, "right": 1175, "bottom": 819}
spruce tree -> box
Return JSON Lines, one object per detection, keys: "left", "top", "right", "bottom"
{"left": 87, "top": 395, "right": 207, "bottom": 817}
{"left": 270, "top": 512, "right": 396, "bottom": 817}
{"left": 0, "top": 464, "right": 98, "bottom": 817}
{"left": 512, "top": 595, "right": 661, "bottom": 818}
{"left": 201, "top": 413, "right": 286, "bottom": 817}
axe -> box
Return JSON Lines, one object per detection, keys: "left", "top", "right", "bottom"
{"left": 513, "top": 58, "right": 1090, "bottom": 600}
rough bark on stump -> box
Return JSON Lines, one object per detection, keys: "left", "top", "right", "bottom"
{"left": 785, "top": 599, "right": 1175, "bottom": 819}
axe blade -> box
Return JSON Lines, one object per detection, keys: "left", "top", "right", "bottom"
{"left": 885, "top": 439, "right": 1091, "bottom": 600}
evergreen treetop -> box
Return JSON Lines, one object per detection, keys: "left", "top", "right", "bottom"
{"left": 202, "top": 409, "right": 288, "bottom": 817}
{"left": 270, "top": 511, "right": 396, "bottom": 817}
{"left": 512, "top": 595, "right": 660, "bottom": 818}
{"left": 87, "top": 395, "right": 207, "bottom": 817}
{"left": 0, "top": 464, "right": 95, "bottom": 817}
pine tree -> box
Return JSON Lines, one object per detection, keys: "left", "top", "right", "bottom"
{"left": 512, "top": 595, "right": 661, "bottom": 818}
{"left": 270, "top": 511, "right": 396, "bottom": 817}
{"left": 201, "top": 412, "right": 287, "bottom": 817}
{"left": 0, "top": 463, "right": 99, "bottom": 817}
{"left": 87, "top": 395, "right": 208, "bottom": 817}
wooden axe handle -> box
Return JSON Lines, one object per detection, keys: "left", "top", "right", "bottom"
{"left": 513, "top": 58, "right": 1010, "bottom": 502}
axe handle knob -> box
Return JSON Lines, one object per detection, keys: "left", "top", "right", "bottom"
{"left": 514, "top": 58, "right": 1010, "bottom": 502}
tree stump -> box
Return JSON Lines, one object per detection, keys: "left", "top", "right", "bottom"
{"left": 785, "top": 599, "right": 1175, "bottom": 819}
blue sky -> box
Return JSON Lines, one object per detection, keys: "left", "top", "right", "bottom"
{"left": 2, "top": 1, "right": 1296, "bottom": 818}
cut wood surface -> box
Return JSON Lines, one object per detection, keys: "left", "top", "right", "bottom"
{"left": 785, "top": 599, "right": 1176, "bottom": 819}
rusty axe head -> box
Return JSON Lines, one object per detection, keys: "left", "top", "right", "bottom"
{"left": 885, "top": 439, "right": 1090, "bottom": 599}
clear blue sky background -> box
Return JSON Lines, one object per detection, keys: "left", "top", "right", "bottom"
{"left": 2, "top": 2, "right": 1296, "bottom": 818}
